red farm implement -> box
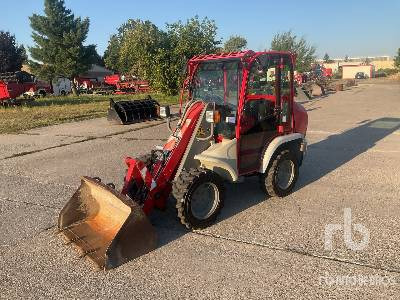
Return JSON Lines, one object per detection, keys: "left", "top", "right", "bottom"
{"left": 103, "top": 74, "right": 151, "bottom": 94}
{"left": 0, "top": 71, "right": 37, "bottom": 105}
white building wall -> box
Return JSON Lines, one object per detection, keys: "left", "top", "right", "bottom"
{"left": 342, "top": 65, "right": 373, "bottom": 79}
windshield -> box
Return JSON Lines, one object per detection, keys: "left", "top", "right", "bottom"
{"left": 191, "top": 61, "right": 241, "bottom": 108}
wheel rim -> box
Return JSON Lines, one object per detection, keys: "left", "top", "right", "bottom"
{"left": 276, "top": 159, "right": 295, "bottom": 190}
{"left": 190, "top": 182, "right": 219, "bottom": 220}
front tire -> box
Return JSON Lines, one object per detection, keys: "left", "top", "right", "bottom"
{"left": 173, "top": 168, "right": 225, "bottom": 229}
{"left": 260, "top": 149, "right": 299, "bottom": 197}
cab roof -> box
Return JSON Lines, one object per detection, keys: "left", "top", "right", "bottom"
{"left": 189, "top": 50, "right": 294, "bottom": 64}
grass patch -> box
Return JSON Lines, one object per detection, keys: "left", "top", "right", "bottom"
{"left": 0, "top": 93, "right": 178, "bottom": 134}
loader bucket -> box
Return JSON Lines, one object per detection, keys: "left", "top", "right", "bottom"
{"left": 58, "top": 176, "right": 157, "bottom": 270}
{"left": 107, "top": 98, "right": 160, "bottom": 125}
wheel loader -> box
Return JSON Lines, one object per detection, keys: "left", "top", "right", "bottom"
{"left": 58, "top": 50, "right": 308, "bottom": 270}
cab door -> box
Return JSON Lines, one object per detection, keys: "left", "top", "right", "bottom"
{"left": 237, "top": 53, "right": 294, "bottom": 174}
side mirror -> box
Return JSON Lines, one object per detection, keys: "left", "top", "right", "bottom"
{"left": 159, "top": 105, "right": 171, "bottom": 118}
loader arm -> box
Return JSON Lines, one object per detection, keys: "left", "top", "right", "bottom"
{"left": 122, "top": 101, "right": 207, "bottom": 214}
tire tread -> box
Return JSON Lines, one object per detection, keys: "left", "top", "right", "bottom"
{"left": 260, "top": 149, "right": 298, "bottom": 197}
{"left": 172, "top": 168, "right": 225, "bottom": 229}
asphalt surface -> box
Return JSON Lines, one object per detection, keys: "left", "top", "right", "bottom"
{"left": 1, "top": 82, "right": 400, "bottom": 299}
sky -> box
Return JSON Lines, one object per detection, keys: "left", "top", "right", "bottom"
{"left": 1, "top": 0, "right": 399, "bottom": 59}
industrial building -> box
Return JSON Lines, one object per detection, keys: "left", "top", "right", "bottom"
{"left": 318, "top": 56, "right": 394, "bottom": 78}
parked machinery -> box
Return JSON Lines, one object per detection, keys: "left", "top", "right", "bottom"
{"left": 51, "top": 77, "right": 72, "bottom": 96}
{"left": 0, "top": 71, "right": 38, "bottom": 105}
{"left": 107, "top": 96, "right": 160, "bottom": 125}
{"left": 104, "top": 74, "right": 151, "bottom": 94}
{"left": 295, "top": 64, "right": 333, "bottom": 100}
{"left": 89, "top": 74, "right": 151, "bottom": 95}
{"left": 58, "top": 50, "right": 308, "bottom": 270}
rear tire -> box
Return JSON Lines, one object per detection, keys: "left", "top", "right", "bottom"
{"left": 173, "top": 168, "right": 225, "bottom": 229}
{"left": 260, "top": 149, "right": 299, "bottom": 197}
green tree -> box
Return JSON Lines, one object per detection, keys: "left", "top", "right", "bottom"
{"left": 104, "top": 35, "right": 121, "bottom": 71}
{"left": 167, "top": 16, "right": 220, "bottom": 63}
{"left": 223, "top": 35, "right": 247, "bottom": 52}
{"left": 118, "top": 20, "right": 163, "bottom": 76}
{"left": 0, "top": 31, "right": 27, "bottom": 73}
{"left": 152, "top": 37, "right": 181, "bottom": 94}
{"left": 104, "top": 19, "right": 138, "bottom": 71}
{"left": 323, "top": 53, "right": 332, "bottom": 63}
{"left": 161, "top": 16, "right": 220, "bottom": 94}
{"left": 270, "top": 31, "right": 316, "bottom": 72}
{"left": 109, "top": 16, "right": 220, "bottom": 95}
{"left": 29, "top": 0, "right": 96, "bottom": 95}
{"left": 86, "top": 45, "right": 104, "bottom": 66}
{"left": 394, "top": 48, "right": 400, "bottom": 70}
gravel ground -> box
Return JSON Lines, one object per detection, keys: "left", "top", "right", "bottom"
{"left": 0, "top": 83, "right": 399, "bottom": 299}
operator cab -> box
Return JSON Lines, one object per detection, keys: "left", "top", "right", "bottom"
{"left": 190, "top": 52, "right": 296, "bottom": 179}
{"left": 191, "top": 60, "right": 240, "bottom": 140}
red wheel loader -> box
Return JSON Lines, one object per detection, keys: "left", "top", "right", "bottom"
{"left": 58, "top": 50, "right": 308, "bottom": 270}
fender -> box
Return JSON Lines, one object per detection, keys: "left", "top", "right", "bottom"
{"left": 195, "top": 138, "right": 238, "bottom": 182}
{"left": 260, "top": 133, "right": 305, "bottom": 173}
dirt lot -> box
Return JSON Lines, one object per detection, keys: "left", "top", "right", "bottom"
{"left": 0, "top": 81, "right": 399, "bottom": 299}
